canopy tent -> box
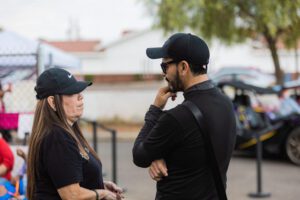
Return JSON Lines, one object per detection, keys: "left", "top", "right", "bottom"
{"left": 0, "top": 30, "right": 81, "bottom": 83}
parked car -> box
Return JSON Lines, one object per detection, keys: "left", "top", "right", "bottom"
{"left": 210, "top": 67, "right": 275, "bottom": 87}
{"left": 217, "top": 80, "right": 300, "bottom": 165}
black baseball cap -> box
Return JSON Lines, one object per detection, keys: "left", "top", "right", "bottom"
{"left": 146, "top": 33, "right": 209, "bottom": 66}
{"left": 35, "top": 68, "right": 92, "bottom": 100}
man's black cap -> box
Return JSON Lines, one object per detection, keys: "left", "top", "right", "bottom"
{"left": 35, "top": 68, "right": 92, "bottom": 100}
{"left": 146, "top": 33, "right": 209, "bottom": 65}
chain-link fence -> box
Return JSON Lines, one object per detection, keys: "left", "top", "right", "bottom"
{"left": 0, "top": 30, "right": 81, "bottom": 144}
{"left": 0, "top": 52, "right": 37, "bottom": 143}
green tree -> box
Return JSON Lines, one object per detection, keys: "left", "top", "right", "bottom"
{"left": 144, "top": 0, "right": 300, "bottom": 84}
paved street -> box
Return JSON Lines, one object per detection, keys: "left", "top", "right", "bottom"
{"left": 97, "top": 140, "right": 300, "bottom": 200}
{"left": 10, "top": 131, "right": 300, "bottom": 200}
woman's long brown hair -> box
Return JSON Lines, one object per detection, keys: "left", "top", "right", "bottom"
{"left": 27, "top": 95, "right": 100, "bottom": 200}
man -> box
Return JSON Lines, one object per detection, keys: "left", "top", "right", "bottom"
{"left": 132, "top": 33, "right": 236, "bottom": 200}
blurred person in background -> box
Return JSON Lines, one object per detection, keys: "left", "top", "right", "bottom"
{"left": 10, "top": 148, "right": 27, "bottom": 196}
{"left": 27, "top": 68, "right": 123, "bottom": 200}
{"left": 0, "top": 83, "right": 12, "bottom": 142}
{"left": 0, "top": 136, "right": 14, "bottom": 182}
{"left": 278, "top": 89, "right": 300, "bottom": 117}
{"left": 0, "top": 83, "right": 11, "bottom": 113}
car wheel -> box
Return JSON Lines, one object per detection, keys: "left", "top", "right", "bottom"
{"left": 286, "top": 128, "right": 300, "bottom": 166}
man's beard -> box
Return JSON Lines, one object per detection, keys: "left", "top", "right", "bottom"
{"left": 166, "top": 69, "right": 184, "bottom": 93}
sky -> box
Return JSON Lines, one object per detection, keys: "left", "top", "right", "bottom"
{"left": 0, "top": 0, "right": 153, "bottom": 44}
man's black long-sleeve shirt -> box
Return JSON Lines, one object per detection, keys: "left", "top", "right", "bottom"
{"left": 132, "top": 80, "right": 236, "bottom": 200}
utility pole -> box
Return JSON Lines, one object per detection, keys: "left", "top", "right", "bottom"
{"left": 295, "top": 46, "right": 299, "bottom": 80}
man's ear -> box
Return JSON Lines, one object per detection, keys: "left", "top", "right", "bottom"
{"left": 47, "top": 96, "right": 56, "bottom": 111}
{"left": 180, "top": 61, "right": 189, "bottom": 75}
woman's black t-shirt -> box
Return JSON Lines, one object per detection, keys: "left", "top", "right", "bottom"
{"left": 34, "top": 125, "right": 104, "bottom": 199}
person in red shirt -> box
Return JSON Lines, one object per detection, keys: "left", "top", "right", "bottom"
{"left": 0, "top": 137, "right": 14, "bottom": 181}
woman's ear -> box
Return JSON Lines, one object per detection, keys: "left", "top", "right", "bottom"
{"left": 47, "top": 96, "right": 56, "bottom": 111}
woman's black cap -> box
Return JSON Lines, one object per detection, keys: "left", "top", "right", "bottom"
{"left": 35, "top": 68, "right": 92, "bottom": 100}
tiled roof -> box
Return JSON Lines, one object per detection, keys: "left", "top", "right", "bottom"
{"left": 43, "top": 40, "right": 101, "bottom": 52}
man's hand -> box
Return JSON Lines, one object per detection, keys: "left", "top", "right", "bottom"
{"left": 149, "top": 159, "right": 168, "bottom": 181}
{"left": 153, "top": 86, "right": 176, "bottom": 109}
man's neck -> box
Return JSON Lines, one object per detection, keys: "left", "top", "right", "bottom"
{"left": 184, "top": 74, "right": 209, "bottom": 91}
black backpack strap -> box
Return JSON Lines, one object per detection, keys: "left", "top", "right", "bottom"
{"left": 182, "top": 100, "right": 228, "bottom": 200}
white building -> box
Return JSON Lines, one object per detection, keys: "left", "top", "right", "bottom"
{"left": 48, "top": 29, "right": 300, "bottom": 79}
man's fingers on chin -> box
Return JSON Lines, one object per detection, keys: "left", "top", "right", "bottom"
{"left": 164, "top": 92, "right": 172, "bottom": 99}
{"left": 161, "top": 86, "right": 169, "bottom": 92}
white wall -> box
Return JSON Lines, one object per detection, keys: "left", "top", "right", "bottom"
{"left": 82, "top": 82, "right": 184, "bottom": 122}
{"left": 80, "top": 30, "right": 165, "bottom": 75}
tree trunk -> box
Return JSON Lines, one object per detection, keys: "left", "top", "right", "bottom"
{"left": 265, "top": 35, "right": 283, "bottom": 85}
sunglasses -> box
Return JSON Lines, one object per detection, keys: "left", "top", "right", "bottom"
{"left": 160, "top": 60, "right": 178, "bottom": 74}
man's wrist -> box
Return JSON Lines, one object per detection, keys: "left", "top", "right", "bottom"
{"left": 149, "top": 105, "right": 163, "bottom": 113}
{"left": 144, "top": 105, "right": 163, "bottom": 125}
{"left": 152, "top": 103, "right": 162, "bottom": 110}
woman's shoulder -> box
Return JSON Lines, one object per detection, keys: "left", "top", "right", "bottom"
{"left": 43, "top": 125, "right": 76, "bottom": 145}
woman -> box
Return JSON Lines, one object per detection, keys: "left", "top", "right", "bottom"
{"left": 27, "top": 68, "right": 123, "bottom": 200}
